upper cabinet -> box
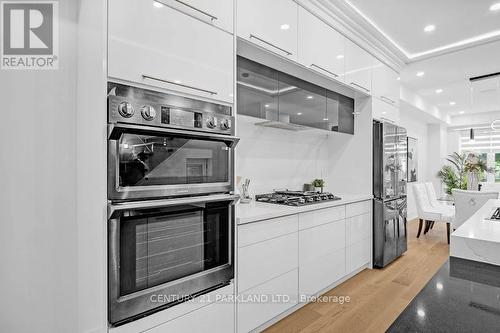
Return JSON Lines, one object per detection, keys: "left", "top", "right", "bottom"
{"left": 158, "top": 0, "right": 234, "bottom": 33}
{"left": 237, "top": 0, "right": 298, "bottom": 61}
{"left": 372, "top": 58, "right": 400, "bottom": 107}
{"left": 108, "top": 0, "right": 234, "bottom": 104}
{"left": 298, "top": 7, "right": 345, "bottom": 82}
{"left": 344, "top": 39, "right": 373, "bottom": 95}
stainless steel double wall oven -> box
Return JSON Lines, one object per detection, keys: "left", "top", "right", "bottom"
{"left": 107, "top": 83, "right": 239, "bottom": 326}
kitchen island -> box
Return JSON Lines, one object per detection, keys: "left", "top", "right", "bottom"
{"left": 450, "top": 199, "right": 500, "bottom": 266}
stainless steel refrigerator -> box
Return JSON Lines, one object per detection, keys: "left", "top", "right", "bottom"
{"left": 373, "top": 120, "right": 408, "bottom": 268}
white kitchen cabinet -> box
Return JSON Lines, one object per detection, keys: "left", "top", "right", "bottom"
{"left": 299, "top": 219, "right": 346, "bottom": 296}
{"left": 372, "top": 97, "right": 400, "bottom": 123}
{"left": 145, "top": 301, "right": 234, "bottom": 333}
{"left": 345, "top": 207, "right": 371, "bottom": 274}
{"left": 108, "top": 0, "right": 234, "bottom": 103}
{"left": 344, "top": 39, "right": 373, "bottom": 95}
{"left": 237, "top": 269, "right": 298, "bottom": 333}
{"left": 298, "top": 7, "right": 345, "bottom": 81}
{"left": 238, "top": 215, "right": 298, "bottom": 248}
{"left": 157, "top": 0, "right": 234, "bottom": 33}
{"left": 237, "top": 0, "right": 298, "bottom": 61}
{"left": 238, "top": 232, "right": 298, "bottom": 293}
{"left": 298, "top": 205, "right": 345, "bottom": 230}
{"left": 372, "top": 58, "right": 400, "bottom": 107}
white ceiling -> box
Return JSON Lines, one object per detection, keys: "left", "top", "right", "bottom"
{"left": 344, "top": 0, "right": 500, "bottom": 60}
{"left": 401, "top": 41, "right": 500, "bottom": 116}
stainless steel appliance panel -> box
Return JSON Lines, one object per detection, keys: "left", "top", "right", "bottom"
{"left": 382, "top": 122, "right": 398, "bottom": 201}
{"left": 373, "top": 199, "right": 398, "bottom": 268}
{"left": 395, "top": 126, "right": 408, "bottom": 198}
{"left": 396, "top": 197, "right": 408, "bottom": 256}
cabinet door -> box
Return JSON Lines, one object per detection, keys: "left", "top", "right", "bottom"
{"left": 345, "top": 39, "right": 373, "bottom": 95}
{"left": 145, "top": 301, "right": 234, "bottom": 333}
{"left": 372, "top": 98, "right": 400, "bottom": 123}
{"left": 298, "top": 7, "right": 345, "bottom": 81}
{"left": 237, "top": 269, "right": 298, "bottom": 333}
{"left": 237, "top": 0, "right": 298, "bottom": 61}
{"left": 299, "top": 220, "right": 346, "bottom": 296}
{"left": 157, "top": 0, "right": 234, "bottom": 33}
{"left": 108, "top": 0, "right": 233, "bottom": 103}
{"left": 372, "top": 58, "right": 400, "bottom": 106}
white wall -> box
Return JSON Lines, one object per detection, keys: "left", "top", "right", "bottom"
{"left": 236, "top": 115, "right": 331, "bottom": 194}
{"left": 236, "top": 96, "right": 373, "bottom": 196}
{"left": 0, "top": 1, "right": 78, "bottom": 332}
{"left": 398, "top": 108, "right": 430, "bottom": 220}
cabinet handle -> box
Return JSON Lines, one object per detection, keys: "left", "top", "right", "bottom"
{"left": 156, "top": 0, "right": 218, "bottom": 21}
{"left": 349, "top": 82, "right": 370, "bottom": 92}
{"left": 142, "top": 74, "right": 218, "bottom": 95}
{"left": 310, "top": 64, "right": 339, "bottom": 78}
{"left": 381, "top": 96, "right": 396, "bottom": 104}
{"left": 249, "top": 34, "right": 293, "bottom": 56}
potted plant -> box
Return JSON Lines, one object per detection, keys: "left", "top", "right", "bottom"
{"left": 437, "top": 152, "right": 467, "bottom": 194}
{"left": 312, "top": 179, "right": 325, "bottom": 193}
{"left": 464, "top": 153, "right": 490, "bottom": 190}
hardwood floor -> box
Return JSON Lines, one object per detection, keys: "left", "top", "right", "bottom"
{"left": 265, "top": 219, "right": 450, "bottom": 333}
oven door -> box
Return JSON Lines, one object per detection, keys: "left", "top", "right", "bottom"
{"left": 108, "top": 123, "right": 239, "bottom": 200}
{"left": 108, "top": 194, "right": 238, "bottom": 326}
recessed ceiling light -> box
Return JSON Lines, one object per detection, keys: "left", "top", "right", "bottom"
{"left": 264, "top": 104, "right": 270, "bottom": 108}
{"left": 490, "top": 2, "right": 500, "bottom": 11}
{"left": 396, "top": 77, "right": 401, "bottom": 81}
{"left": 424, "top": 24, "right": 436, "bottom": 32}
{"left": 449, "top": 101, "right": 456, "bottom": 106}
{"left": 323, "top": 118, "right": 329, "bottom": 121}
{"left": 416, "top": 71, "right": 425, "bottom": 77}
{"left": 280, "top": 24, "right": 290, "bottom": 30}
{"left": 336, "top": 54, "right": 344, "bottom": 59}
{"left": 174, "top": 80, "right": 182, "bottom": 84}
{"left": 297, "top": 112, "right": 302, "bottom": 115}
{"left": 459, "top": 111, "right": 465, "bottom": 114}
{"left": 382, "top": 111, "right": 387, "bottom": 115}
{"left": 307, "top": 95, "right": 313, "bottom": 99}
{"left": 153, "top": 1, "right": 164, "bottom": 8}
{"left": 435, "top": 89, "right": 443, "bottom": 94}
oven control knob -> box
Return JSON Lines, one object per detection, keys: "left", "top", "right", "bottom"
{"left": 220, "top": 119, "right": 231, "bottom": 130}
{"left": 206, "top": 117, "right": 217, "bottom": 129}
{"left": 118, "top": 101, "right": 134, "bottom": 118}
{"left": 141, "top": 105, "right": 157, "bottom": 121}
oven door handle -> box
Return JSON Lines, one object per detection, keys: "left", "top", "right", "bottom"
{"left": 108, "top": 123, "right": 240, "bottom": 147}
{"left": 108, "top": 194, "right": 240, "bottom": 219}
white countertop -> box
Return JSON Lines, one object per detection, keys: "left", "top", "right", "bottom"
{"left": 450, "top": 199, "right": 500, "bottom": 266}
{"left": 236, "top": 193, "right": 373, "bottom": 225}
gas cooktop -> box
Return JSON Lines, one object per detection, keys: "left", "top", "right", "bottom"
{"left": 255, "top": 190, "right": 341, "bottom": 207}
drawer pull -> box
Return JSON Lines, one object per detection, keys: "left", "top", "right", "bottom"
{"left": 156, "top": 0, "right": 218, "bottom": 21}
{"left": 380, "top": 95, "right": 396, "bottom": 104}
{"left": 142, "top": 74, "right": 218, "bottom": 95}
{"left": 310, "top": 64, "right": 339, "bottom": 78}
{"left": 349, "top": 82, "right": 370, "bottom": 93}
{"left": 249, "top": 34, "right": 293, "bottom": 56}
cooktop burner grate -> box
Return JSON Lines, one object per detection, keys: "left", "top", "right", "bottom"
{"left": 255, "top": 190, "right": 341, "bottom": 206}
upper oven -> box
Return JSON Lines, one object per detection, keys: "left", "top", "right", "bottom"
{"left": 107, "top": 83, "right": 239, "bottom": 201}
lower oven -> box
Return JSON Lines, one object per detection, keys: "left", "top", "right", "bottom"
{"left": 108, "top": 194, "right": 238, "bottom": 326}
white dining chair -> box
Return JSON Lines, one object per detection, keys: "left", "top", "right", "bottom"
{"left": 413, "top": 183, "right": 455, "bottom": 244}
{"left": 425, "top": 182, "right": 451, "bottom": 208}
{"left": 451, "top": 189, "right": 499, "bottom": 230}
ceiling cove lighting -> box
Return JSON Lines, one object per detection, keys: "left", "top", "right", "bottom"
{"left": 416, "top": 71, "right": 425, "bottom": 77}
{"left": 344, "top": 0, "right": 500, "bottom": 59}
{"left": 435, "top": 89, "right": 443, "bottom": 94}
{"left": 280, "top": 24, "right": 290, "bottom": 30}
{"left": 424, "top": 25, "right": 436, "bottom": 32}
{"left": 490, "top": 3, "right": 500, "bottom": 11}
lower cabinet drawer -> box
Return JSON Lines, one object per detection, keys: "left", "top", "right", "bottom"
{"left": 299, "top": 248, "right": 345, "bottom": 297}
{"left": 238, "top": 232, "right": 298, "bottom": 293}
{"left": 346, "top": 237, "right": 371, "bottom": 273}
{"left": 145, "top": 301, "right": 234, "bottom": 333}
{"left": 237, "top": 269, "right": 298, "bottom": 333}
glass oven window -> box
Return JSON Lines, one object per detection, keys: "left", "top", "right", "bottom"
{"left": 118, "top": 133, "right": 230, "bottom": 187}
{"left": 119, "top": 202, "right": 230, "bottom": 296}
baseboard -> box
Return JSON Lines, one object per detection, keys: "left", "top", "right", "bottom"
{"left": 250, "top": 263, "right": 371, "bottom": 333}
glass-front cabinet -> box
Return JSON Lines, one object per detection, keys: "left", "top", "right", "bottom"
{"left": 237, "top": 57, "right": 355, "bottom": 134}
